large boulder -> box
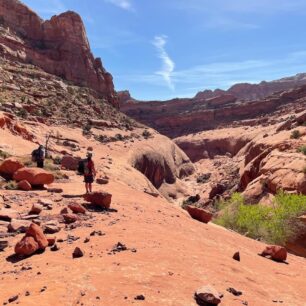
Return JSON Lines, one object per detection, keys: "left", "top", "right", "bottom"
{"left": 13, "top": 167, "right": 54, "bottom": 186}
{"left": 83, "top": 192, "right": 112, "bottom": 209}
{"left": 186, "top": 205, "right": 212, "bottom": 224}
{"left": 26, "top": 223, "right": 48, "bottom": 250}
{"left": 15, "top": 236, "right": 39, "bottom": 256}
{"left": 0, "top": 158, "right": 24, "bottom": 179}
{"left": 61, "top": 155, "right": 81, "bottom": 171}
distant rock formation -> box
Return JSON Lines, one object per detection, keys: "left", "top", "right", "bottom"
{"left": 0, "top": 0, "right": 118, "bottom": 107}
{"left": 121, "top": 77, "right": 306, "bottom": 137}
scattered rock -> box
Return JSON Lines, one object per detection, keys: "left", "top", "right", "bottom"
{"left": 72, "top": 247, "right": 84, "bottom": 258}
{"left": 134, "top": 295, "right": 145, "bottom": 301}
{"left": 18, "top": 180, "right": 32, "bottom": 191}
{"left": 50, "top": 244, "right": 59, "bottom": 252}
{"left": 38, "top": 198, "right": 53, "bottom": 210}
{"left": 227, "top": 287, "right": 242, "bottom": 296}
{"left": 83, "top": 192, "right": 112, "bottom": 209}
{"left": 8, "top": 295, "right": 19, "bottom": 303}
{"left": 233, "top": 252, "right": 240, "bottom": 262}
{"left": 47, "top": 188, "right": 63, "bottom": 193}
{"left": 84, "top": 237, "right": 90, "bottom": 243}
{"left": 29, "top": 203, "right": 43, "bottom": 215}
{"left": 96, "top": 177, "right": 109, "bottom": 185}
{"left": 260, "top": 245, "right": 287, "bottom": 262}
{"left": 209, "top": 183, "right": 226, "bottom": 199}
{"left": 0, "top": 240, "right": 9, "bottom": 251}
{"left": 8, "top": 219, "right": 31, "bottom": 233}
{"left": 44, "top": 221, "right": 61, "bottom": 234}
{"left": 90, "top": 230, "right": 105, "bottom": 236}
{"left": 60, "top": 207, "right": 69, "bottom": 215}
{"left": 186, "top": 205, "right": 212, "bottom": 224}
{"left": 47, "top": 237, "right": 56, "bottom": 246}
{"left": 68, "top": 203, "right": 86, "bottom": 214}
{"left": 63, "top": 214, "right": 79, "bottom": 224}
{"left": 195, "top": 285, "right": 222, "bottom": 305}
{"left": 0, "top": 208, "right": 20, "bottom": 221}
{"left": 110, "top": 242, "right": 128, "bottom": 254}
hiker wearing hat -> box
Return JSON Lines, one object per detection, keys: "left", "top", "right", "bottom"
{"left": 31, "top": 145, "right": 45, "bottom": 168}
{"left": 84, "top": 152, "right": 96, "bottom": 194}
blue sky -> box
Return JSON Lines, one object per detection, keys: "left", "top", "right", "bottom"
{"left": 21, "top": 0, "right": 306, "bottom": 100}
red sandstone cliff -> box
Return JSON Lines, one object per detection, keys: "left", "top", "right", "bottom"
{"left": 121, "top": 76, "right": 306, "bottom": 137}
{"left": 0, "top": 0, "right": 118, "bottom": 107}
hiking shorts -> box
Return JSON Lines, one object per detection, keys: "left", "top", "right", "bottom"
{"left": 84, "top": 175, "right": 94, "bottom": 184}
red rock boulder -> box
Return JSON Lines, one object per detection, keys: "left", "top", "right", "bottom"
{"left": 186, "top": 205, "right": 213, "bottom": 224}
{"left": 83, "top": 192, "right": 112, "bottom": 209}
{"left": 261, "top": 245, "right": 287, "bottom": 262}
{"left": 15, "top": 236, "right": 39, "bottom": 256}
{"left": 61, "top": 155, "right": 81, "bottom": 171}
{"left": 0, "top": 158, "right": 24, "bottom": 179}
{"left": 26, "top": 223, "right": 49, "bottom": 250}
{"left": 68, "top": 203, "right": 86, "bottom": 214}
{"left": 13, "top": 167, "right": 54, "bottom": 186}
{"left": 195, "top": 285, "right": 222, "bottom": 305}
{"left": 63, "top": 214, "right": 79, "bottom": 224}
{"left": 18, "top": 180, "right": 32, "bottom": 191}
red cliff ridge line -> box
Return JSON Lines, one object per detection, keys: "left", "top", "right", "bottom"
{"left": 0, "top": 0, "right": 118, "bottom": 108}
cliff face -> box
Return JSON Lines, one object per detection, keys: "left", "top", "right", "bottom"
{"left": 0, "top": 0, "right": 118, "bottom": 107}
{"left": 121, "top": 75, "right": 306, "bottom": 137}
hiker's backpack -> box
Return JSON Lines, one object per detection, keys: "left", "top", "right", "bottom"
{"left": 78, "top": 159, "right": 85, "bottom": 175}
{"left": 83, "top": 160, "right": 91, "bottom": 176}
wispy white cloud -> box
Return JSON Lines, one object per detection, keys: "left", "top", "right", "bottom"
{"left": 105, "top": 0, "right": 134, "bottom": 11}
{"left": 117, "top": 50, "right": 306, "bottom": 96}
{"left": 152, "top": 35, "right": 175, "bottom": 91}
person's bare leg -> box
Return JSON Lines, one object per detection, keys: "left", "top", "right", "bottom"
{"left": 85, "top": 183, "right": 89, "bottom": 194}
{"left": 89, "top": 183, "right": 92, "bottom": 193}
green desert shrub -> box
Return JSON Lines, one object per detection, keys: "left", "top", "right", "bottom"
{"left": 0, "top": 150, "right": 11, "bottom": 159}
{"left": 297, "top": 145, "right": 306, "bottom": 155}
{"left": 290, "top": 130, "right": 301, "bottom": 139}
{"left": 214, "top": 192, "right": 306, "bottom": 245}
{"left": 5, "top": 181, "right": 18, "bottom": 190}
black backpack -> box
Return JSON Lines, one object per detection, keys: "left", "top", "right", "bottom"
{"left": 78, "top": 159, "right": 85, "bottom": 175}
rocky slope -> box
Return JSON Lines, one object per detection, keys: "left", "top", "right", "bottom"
{"left": 120, "top": 78, "right": 306, "bottom": 138}
{"left": 0, "top": 0, "right": 118, "bottom": 107}
{"left": 1, "top": 113, "right": 306, "bottom": 306}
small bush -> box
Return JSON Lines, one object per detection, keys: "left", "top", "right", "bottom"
{"left": 0, "top": 150, "right": 11, "bottom": 159}
{"left": 54, "top": 171, "right": 69, "bottom": 180}
{"left": 297, "top": 145, "right": 306, "bottom": 155}
{"left": 142, "top": 129, "right": 152, "bottom": 139}
{"left": 82, "top": 123, "right": 92, "bottom": 136}
{"left": 197, "top": 173, "right": 211, "bottom": 184}
{"left": 214, "top": 192, "right": 306, "bottom": 245}
{"left": 5, "top": 181, "right": 18, "bottom": 190}
{"left": 53, "top": 156, "right": 62, "bottom": 165}
{"left": 290, "top": 130, "right": 301, "bottom": 139}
